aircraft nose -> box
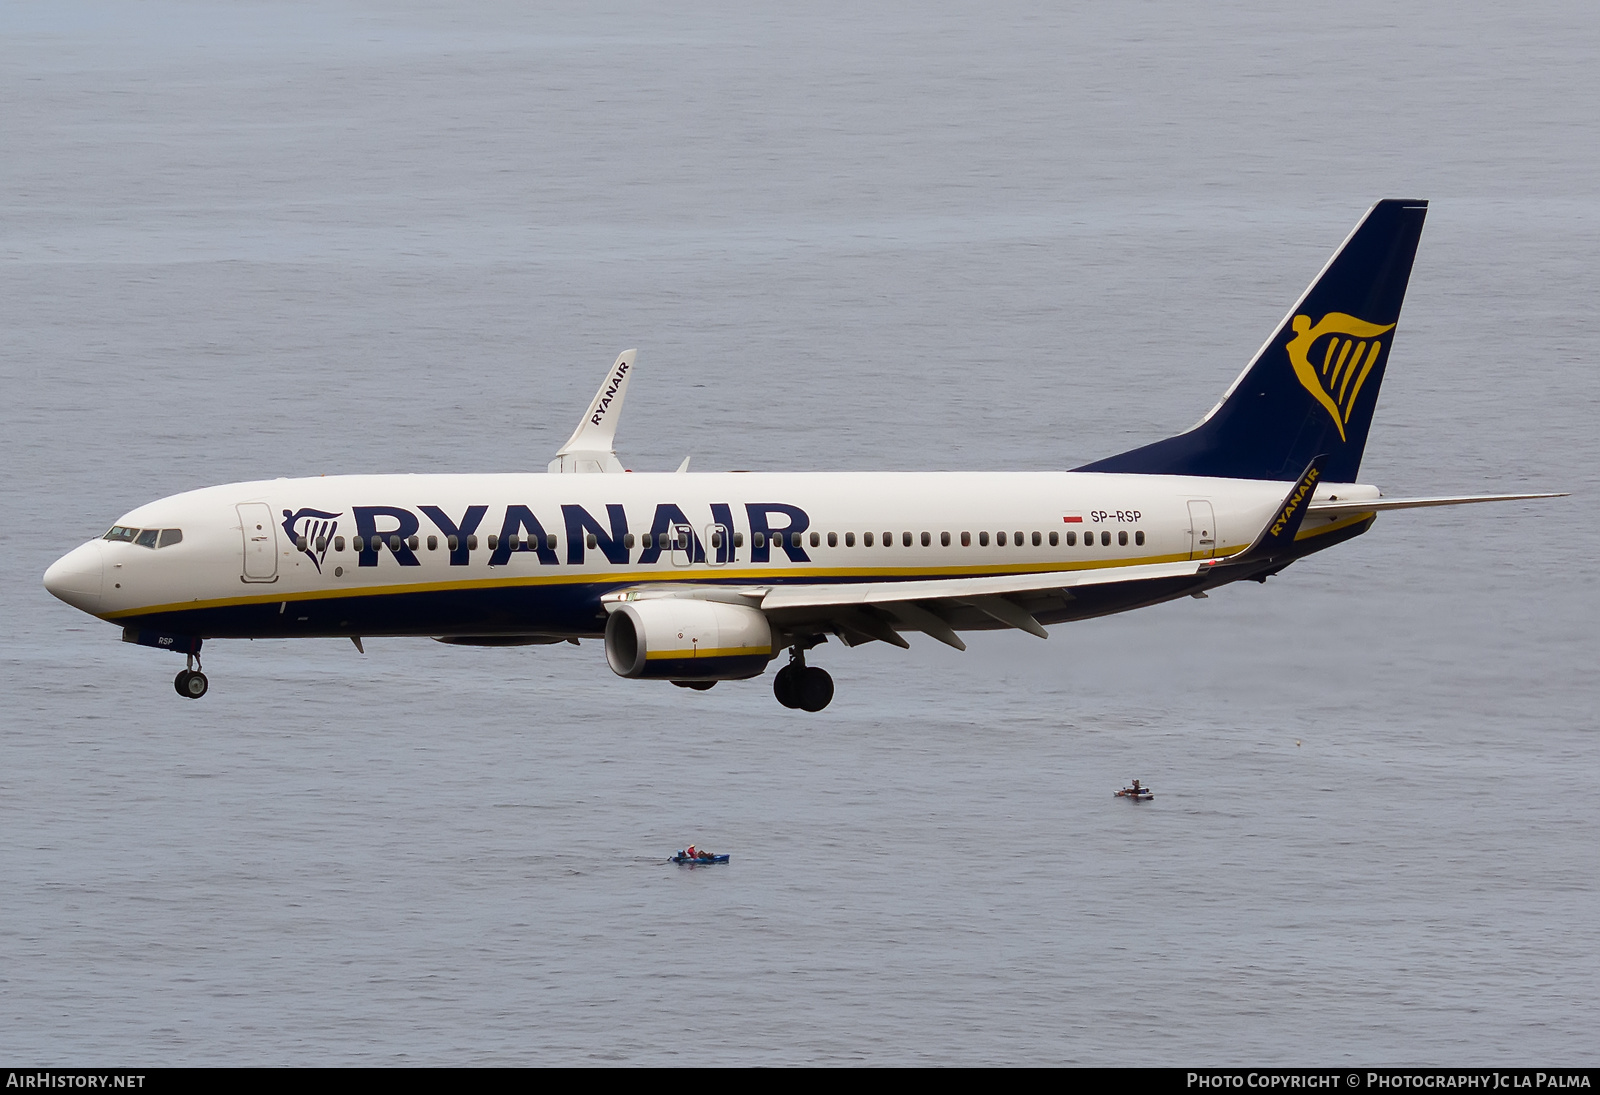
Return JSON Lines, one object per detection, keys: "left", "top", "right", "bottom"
{"left": 44, "top": 540, "right": 104, "bottom": 614}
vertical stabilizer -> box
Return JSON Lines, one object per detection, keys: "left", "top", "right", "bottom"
{"left": 1078, "top": 200, "right": 1427, "bottom": 482}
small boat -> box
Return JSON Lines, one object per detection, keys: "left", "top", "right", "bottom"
{"left": 670, "top": 851, "right": 729, "bottom": 864}
{"left": 1115, "top": 784, "right": 1153, "bottom": 800}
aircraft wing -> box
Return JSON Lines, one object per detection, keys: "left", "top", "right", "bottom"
{"left": 1308, "top": 492, "right": 1565, "bottom": 517}
{"left": 606, "top": 559, "right": 1210, "bottom": 651}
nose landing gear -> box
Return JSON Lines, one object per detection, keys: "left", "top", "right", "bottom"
{"left": 772, "top": 644, "right": 833, "bottom": 712}
{"left": 174, "top": 653, "right": 209, "bottom": 699}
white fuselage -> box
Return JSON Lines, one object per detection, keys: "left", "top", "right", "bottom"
{"left": 45, "top": 470, "right": 1378, "bottom": 639}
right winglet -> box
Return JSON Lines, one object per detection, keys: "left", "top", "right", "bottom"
{"left": 548, "top": 350, "right": 637, "bottom": 473}
{"left": 1223, "top": 455, "right": 1327, "bottom": 567}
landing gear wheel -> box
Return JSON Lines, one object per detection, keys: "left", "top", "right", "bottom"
{"left": 176, "top": 670, "right": 208, "bottom": 699}
{"left": 773, "top": 665, "right": 801, "bottom": 708}
{"left": 797, "top": 667, "right": 834, "bottom": 712}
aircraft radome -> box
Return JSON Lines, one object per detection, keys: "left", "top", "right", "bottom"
{"left": 43, "top": 200, "right": 1562, "bottom": 710}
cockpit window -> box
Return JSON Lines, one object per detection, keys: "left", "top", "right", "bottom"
{"left": 158, "top": 529, "right": 183, "bottom": 548}
{"left": 135, "top": 529, "right": 160, "bottom": 548}
{"left": 104, "top": 526, "right": 138, "bottom": 542}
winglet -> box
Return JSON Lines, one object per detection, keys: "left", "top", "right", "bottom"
{"left": 548, "top": 350, "right": 637, "bottom": 473}
{"left": 1226, "top": 455, "right": 1327, "bottom": 566}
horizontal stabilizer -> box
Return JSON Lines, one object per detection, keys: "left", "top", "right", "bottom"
{"left": 1308, "top": 492, "right": 1567, "bottom": 517}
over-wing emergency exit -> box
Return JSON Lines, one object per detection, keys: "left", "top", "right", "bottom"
{"left": 43, "top": 200, "right": 1561, "bottom": 708}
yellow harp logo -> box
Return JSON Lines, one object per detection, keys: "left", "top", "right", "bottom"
{"left": 1286, "top": 312, "right": 1395, "bottom": 442}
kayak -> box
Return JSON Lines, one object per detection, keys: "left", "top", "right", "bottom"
{"left": 671, "top": 853, "right": 730, "bottom": 864}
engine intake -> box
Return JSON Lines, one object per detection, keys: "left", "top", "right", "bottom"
{"left": 605, "top": 599, "right": 775, "bottom": 681}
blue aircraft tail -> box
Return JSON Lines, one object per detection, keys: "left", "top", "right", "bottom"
{"left": 1077, "top": 199, "right": 1428, "bottom": 483}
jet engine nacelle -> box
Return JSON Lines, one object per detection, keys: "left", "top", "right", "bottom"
{"left": 604, "top": 598, "right": 775, "bottom": 681}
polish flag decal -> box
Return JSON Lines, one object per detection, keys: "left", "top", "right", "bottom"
{"left": 1062, "top": 515, "right": 1083, "bottom": 524}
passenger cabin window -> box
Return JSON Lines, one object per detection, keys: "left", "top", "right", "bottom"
{"left": 1032, "top": 531, "right": 1042, "bottom": 547}
{"left": 734, "top": 532, "right": 744, "bottom": 548}
{"left": 754, "top": 532, "right": 766, "bottom": 548}
{"left": 1101, "top": 531, "right": 1111, "bottom": 546}
{"left": 427, "top": 535, "right": 438, "bottom": 551}
{"left": 335, "top": 536, "right": 346, "bottom": 552}
{"left": 466, "top": 534, "right": 478, "bottom": 551}
{"left": 296, "top": 535, "right": 308, "bottom": 551}
{"left": 1135, "top": 531, "right": 1145, "bottom": 546}
{"left": 352, "top": 536, "right": 365, "bottom": 552}
{"left": 863, "top": 532, "right": 874, "bottom": 547}
{"left": 810, "top": 531, "right": 821, "bottom": 548}
{"left": 1048, "top": 531, "right": 1058, "bottom": 547}
{"left": 1015, "top": 531, "right": 1024, "bottom": 547}
{"left": 921, "top": 532, "right": 931, "bottom": 547}
{"left": 997, "top": 531, "right": 1007, "bottom": 547}
{"left": 408, "top": 535, "right": 419, "bottom": 550}
{"left": 1119, "top": 531, "right": 1128, "bottom": 546}
{"left": 104, "top": 526, "right": 138, "bottom": 543}
{"left": 316, "top": 535, "right": 328, "bottom": 552}
{"left": 903, "top": 531, "right": 913, "bottom": 547}
{"left": 587, "top": 533, "right": 598, "bottom": 549}
{"left": 827, "top": 532, "right": 838, "bottom": 547}
{"left": 883, "top": 531, "right": 892, "bottom": 547}
{"left": 979, "top": 531, "right": 989, "bottom": 546}
{"left": 960, "top": 531, "right": 970, "bottom": 547}
{"left": 940, "top": 531, "right": 950, "bottom": 547}
{"left": 845, "top": 532, "right": 856, "bottom": 547}
{"left": 1066, "top": 531, "right": 1076, "bottom": 546}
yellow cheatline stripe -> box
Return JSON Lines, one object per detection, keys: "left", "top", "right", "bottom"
{"left": 645, "top": 646, "right": 773, "bottom": 660}
{"left": 102, "top": 541, "right": 1282, "bottom": 621}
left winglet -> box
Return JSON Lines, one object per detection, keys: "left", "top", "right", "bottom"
{"left": 549, "top": 350, "right": 636, "bottom": 473}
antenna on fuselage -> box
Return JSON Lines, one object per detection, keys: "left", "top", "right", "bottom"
{"left": 548, "top": 349, "right": 637, "bottom": 473}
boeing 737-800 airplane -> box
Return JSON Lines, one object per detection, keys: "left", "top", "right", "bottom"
{"left": 43, "top": 200, "right": 1558, "bottom": 709}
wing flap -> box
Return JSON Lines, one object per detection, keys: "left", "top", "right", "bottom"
{"left": 757, "top": 559, "right": 1205, "bottom": 612}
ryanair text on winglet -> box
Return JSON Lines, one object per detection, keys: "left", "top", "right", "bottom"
{"left": 1269, "top": 467, "right": 1321, "bottom": 538}
{"left": 590, "top": 358, "right": 630, "bottom": 426}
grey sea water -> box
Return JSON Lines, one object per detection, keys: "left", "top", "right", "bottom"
{"left": 3, "top": 0, "right": 1598, "bottom": 1066}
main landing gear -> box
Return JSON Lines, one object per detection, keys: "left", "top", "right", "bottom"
{"left": 174, "top": 653, "right": 208, "bottom": 700}
{"left": 773, "top": 644, "right": 833, "bottom": 712}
